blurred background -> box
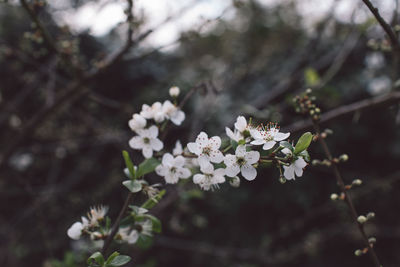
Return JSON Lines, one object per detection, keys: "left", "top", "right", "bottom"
{"left": 1, "top": 0, "right": 400, "bottom": 266}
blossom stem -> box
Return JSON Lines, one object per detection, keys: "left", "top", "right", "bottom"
{"left": 101, "top": 192, "right": 134, "bottom": 255}
{"left": 222, "top": 144, "right": 232, "bottom": 153}
{"left": 312, "top": 121, "right": 382, "bottom": 267}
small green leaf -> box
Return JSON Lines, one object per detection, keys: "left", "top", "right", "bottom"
{"left": 122, "top": 151, "right": 136, "bottom": 179}
{"left": 136, "top": 158, "right": 160, "bottom": 178}
{"left": 107, "top": 255, "right": 131, "bottom": 267}
{"left": 105, "top": 252, "right": 120, "bottom": 265}
{"left": 144, "top": 214, "right": 162, "bottom": 233}
{"left": 122, "top": 180, "right": 142, "bottom": 193}
{"left": 294, "top": 132, "right": 313, "bottom": 155}
{"left": 279, "top": 141, "right": 293, "bottom": 152}
{"left": 136, "top": 235, "right": 153, "bottom": 249}
{"left": 237, "top": 139, "right": 246, "bottom": 146}
{"left": 230, "top": 140, "right": 238, "bottom": 151}
{"left": 141, "top": 189, "right": 166, "bottom": 209}
{"left": 87, "top": 252, "right": 104, "bottom": 266}
{"left": 129, "top": 205, "right": 148, "bottom": 215}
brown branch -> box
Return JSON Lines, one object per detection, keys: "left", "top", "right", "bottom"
{"left": 362, "top": 0, "right": 400, "bottom": 50}
{"left": 284, "top": 91, "right": 400, "bottom": 133}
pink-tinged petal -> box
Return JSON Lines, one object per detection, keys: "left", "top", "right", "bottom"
{"left": 171, "top": 110, "right": 185, "bottom": 125}
{"left": 224, "top": 154, "right": 236, "bottom": 167}
{"left": 178, "top": 167, "right": 191, "bottom": 179}
{"left": 142, "top": 146, "right": 153, "bottom": 158}
{"left": 225, "top": 165, "right": 240, "bottom": 177}
{"left": 174, "top": 155, "right": 185, "bottom": 167}
{"left": 187, "top": 142, "right": 200, "bottom": 155}
{"left": 162, "top": 153, "right": 174, "bottom": 166}
{"left": 209, "top": 150, "right": 224, "bottom": 163}
{"left": 245, "top": 151, "right": 260, "bottom": 164}
{"left": 262, "top": 141, "right": 276, "bottom": 150}
{"left": 199, "top": 160, "right": 214, "bottom": 173}
{"left": 235, "top": 116, "right": 247, "bottom": 132}
{"left": 155, "top": 165, "right": 167, "bottom": 176}
{"left": 235, "top": 145, "right": 246, "bottom": 157}
{"left": 196, "top": 132, "right": 209, "bottom": 148}
{"left": 209, "top": 136, "right": 221, "bottom": 150}
{"left": 129, "top": 136, "right": 144, "bottom": 149}
{"left": 283, "top": 165, "right": 295, "bottom": 180}
{"left": 295, "top": 158, "right": 307, "bottom": 169}
{"left": 148, "top": 125, "right": 159, "bottom": 138}
{"left": 150, "top": 138, "right": 163, "bottom": 151}
{"left": 274, "top": 132, "right": 290, "bottom": 141}
{"left": 251, "top": 139, "right": 265, "bottom": 145}
{"left": 241, "top": 165, "right": 257, "bottom": 181}
{"left": 193, "top": 174, "right": 205, "bottom": 184}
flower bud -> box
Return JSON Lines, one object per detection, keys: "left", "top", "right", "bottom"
{"left": 306, "top": 88, "right": 312, "bottom": 94}
{"left": 352, "top": 179, "right": 362, "bottom": 186}
{"left": 339, "top": 154, "right": 349, "bottom": 162}
{"left": 354, "top": 249, "right": 363, "bottom": 256}
{"left": 330, "top": 193, "right": 339, "bottom": 201}
{"left": 324, "top": 128, "right": 333, "bottom": 135}
{"left": 169, "top": 86, "right": 180, "bottom": 97}
{"left": 312, "top": 159, "right": 321, "bottom": 166}
{"left": 229, "top": 176, "right": 240, "bottom": 188}
{"left": 315, "top": 108, "right": 321, "bottom": 113}
{"left": 368, "top": 237, "right": 376, "bottom": 244}
{"left": 357, "top": 215, "right": 367, "bottom": 224}
{"left": 366, "top": 212, "right": 375, "bottom": 220}
{"left": 279, "top": 176, "right": 287, "bottom": 184}
{"left": 320, "top": 132, "right": 327, "bottom": 139}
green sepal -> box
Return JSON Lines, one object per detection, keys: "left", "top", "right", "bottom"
{"left": 237, "top": 139, "right": 246, "bottom": 146}
{"left": 230, "top": 140, "right": 238, "bottom": 151}
{"left": 122, "top": 180, "right": 142, "bottom": 193}
{"left": 136, "top": 158, "right": 160, "bottom": 178}
{"left": 87, "top": 252, "right": 104, "bottom": 267}
{"left": 129, "top": 205, "right": 148, "bottom": 215}
{"left": 122, "top": 151, "right": 136, "bottom": 179}
{"left": 141, "top": 189, "right": 166, "bottom": 209}
{"left": 299, "top": 150, "right": 310, "bottom": 162}
{"left": 294, "top": 132, "right": 313, "bottom": 155}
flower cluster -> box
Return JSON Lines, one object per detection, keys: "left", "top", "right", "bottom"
{"left": 67, "top": 206, "right": 109, "bottom": 241}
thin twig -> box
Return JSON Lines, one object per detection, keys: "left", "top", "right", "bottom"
{"left": 312, "top": 121, "right": 382, "bottom": 267}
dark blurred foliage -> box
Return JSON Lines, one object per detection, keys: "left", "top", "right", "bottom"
{"left": 1, "top": 0, "right": 400, "bottom": 266}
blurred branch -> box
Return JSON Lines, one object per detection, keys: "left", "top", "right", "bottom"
{"left": 362, "top": 0, "right": 400, "bottom": 50}
{"left": 284, "top": 91, "right": 400, "bottom": 133}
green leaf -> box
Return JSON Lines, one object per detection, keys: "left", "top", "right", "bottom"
{"left": 129, "top": 205, "right": 148, "bottom": 215}
{"left": 122, "top": 151, "right": 136, "bottom": 179}
{"left": 106, "top": 255, "right": 131, "bottom": 267}
{"left": 294, "top": 132, "right": 313, "bottom": 155}
{"left": 122, "top": 180, "right": 142, "bottom": 193}
{"left": 87, "top": 252, "right": 104, "bottom": 266}
{"left": 105, "top": 252, "right": 120, "bottom": 265}
{"left": 304, "top": 67, "right": 320, "bottom": 87}
{"left": 136, "top": 158, "right": 160, "bottom": 178}
{"left": 230, "top": 140, "right": 238, "bottom": 151}
{"left": 136, "top": 235, "right": 153, "bottom": 249}
{"left": 141, "top": 189, "right": 166, "bottom": 209}
{"left": 144, "top": 214, "right": 162, "bottom": 233}
{"left": 279, "top": 141, "right": 293, "bottom": 152}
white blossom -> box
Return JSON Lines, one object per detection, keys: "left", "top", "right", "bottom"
{"left": 225, "top": 116, "right": 252, "bottom": 142}
{"left": 88, "top": 206, "right": 108, "bottom": 226}
{"left": 162, "top": 100, "right": 185, "bottom": 125}
{"left": 128, "top": 114, "right": 146, "bottom": 132}
{"left": 224, "top": 145, "right": 260, "bottom": 181}
{"left": 193, "top": 161, "right": 225, "bottom": 191}
{"left": 281, "top": 148, "right": 307, "bottom": 180}
{"left": 187, "top": 132, "right": 224, "bottom": 165}
{"left": 129, "top": 125, "right": 163, "bottom": 158}
{"left": 67, "top": 222, "right": 84, "bottom": 240}
{"left": 118, "top": 227, "right": 139, "bottom": 244}
{"left": 250, "top": 124, "right": 290, "bottom": 150}
{"left": 140, "top": 102, "right": 165, "bottom": 122}
{"left": 155, "top": 153, "right": 191, "bottom": 184}
{"left": 169, "top": 86, "right": 180, "bottom": 97}
{"left": 172, "top": 140, "right": 183, "bottom": 156}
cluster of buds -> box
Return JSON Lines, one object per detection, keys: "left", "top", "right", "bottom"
{"left": 293, "top": 88, "right": 321, "bottom": 121}
{"left": 357, "top": 212, "right": 376, "bottom": 224}
{"left": 367, "top": 38, "right": 392, "bottom": 52}
{"left": 354, "top": 235, "right": 377, "bottom": 257}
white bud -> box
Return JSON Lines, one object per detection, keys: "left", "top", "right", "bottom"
{"left": 366, "top": 212, "right": 375, "bottom": 219}
{"left": 368, "top": 237, "right": 376, "bottom": 244}
{"left": 67, "top": 222, "right": 83, "bottom": 240}
{"left": 357, "top": 215, "right": 367, "bottom": 224}
{"left": 330, "top": 193, "right": 339, "bottom": 201}
{"left": 229, "top": 176, "right": 240, "bottom": 188}
{"left": 354, "top": 249, "right": 363, "bottom": 256}
{"left": 352, "top": 179, "right": 362, "bottom": 186}
{"left": 128, "top": 114, "right": 146, "bottom": 131}
{"left": 169, "top": 86, "right": 180, "bottom": 97}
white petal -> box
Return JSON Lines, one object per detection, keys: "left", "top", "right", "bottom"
{"left": 162, "top": 153, "right": 174, "bottom": 166}
{"left": 129, "top": 136, "right": 144, "bottom": 149}
{"left": 154, "top": 112, "right": 165, "bottom": 123}
{"left": 274, "top": 132, "right": 290, "bottom": 141}
{"left": 174, "top": 155, "right": 185, "bottom": 167}
{"left": 262, "top": 141, "right": 276, "bottom": 150}
{"left": 283, "top": 165, "right": 295, "bottom": 180}
{"left": 245, "top": 151, "right": 260, "bottom": 164}
{"left": 199, "top": 160, "right": 214, "bottom": 173}
{"left": 226, "top": 127, "right": 236, "bottom": 141}
{"left": 235, "top": 116, "right": 247, "bottom": 132}
{"left": 127, "top": 230, "right": 139, "bottom": 244}
{"left": 142, "top": 146, "right": 153, "bottom": 158}
{"left": 187, "top": 142, "right": 200, "bottom": 155}
{"left": 223, "top": 154, "right": 236, "bottom": 167}
{"left": 250, "top": 129, "right": 262, "bottom": 139}
{"left": 213, "top": 169, "right": 226, "bottom": 183}
{"left": 172, "top": 140, "right": 183, "bottom": 155}
{"left": 295, "top": 157, "right": 307, "bottom": 169}
{"left": 148, "top": 125, "right": 159, "bottom": 138}
{"left": 294, "top": 166, "right": 303, "bottom": 177}
{"left": 241, "top": 165, "right": 257, "bottom": 181}
{"left": 281, "top": 148, "right": 292, "bottom": 155}
{"left": 155, "top": 165, "right": 167, "bottom": 176}
{"left": 178, "top": 167, "right": 191, "bottom": 179}
{"left": 209, "top": 150, "right": 224, "bottom": 163}
{"left": 251, "top": 139, "right": 265, "bottom": 145}
{"left": 209, "top": 136, "right": 221, "bottom": 150}
{"left": 197, "top": 155, "right": 210, "bottom": 166}
{"left": 195, "top": 132, "right": 209, "bottom": 148}
{"left": 150, "top": 138, "right": 163, "bottom": 151}
{"left": 165, "top": 172, "right": 179, "bottom": 184}
{"left": 225, "top": 165, "right": 240, "bottom": 177}
{"left": 193, "top": 174, "right": 205, "bottom": 184}
{"left": 235, "top": 145, "right": 246, "bottom": 157}
{"left": 171, "top": 110, "right": 185, "bottom": 125}
{"left": 67, "top": 222, "right": 83, "bottom": 240}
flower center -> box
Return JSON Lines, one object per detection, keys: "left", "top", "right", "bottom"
{"left": 236, "top": 157, "right": 246, "bottom": 166}
{"left": 143, "top": 137, "right": 150, "bottom": 144}
{"left": 170, "top": 167, "right": 177, "bottom": 173}
{"left": 202, "top": 146, "right": 212, "bottom": 156}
